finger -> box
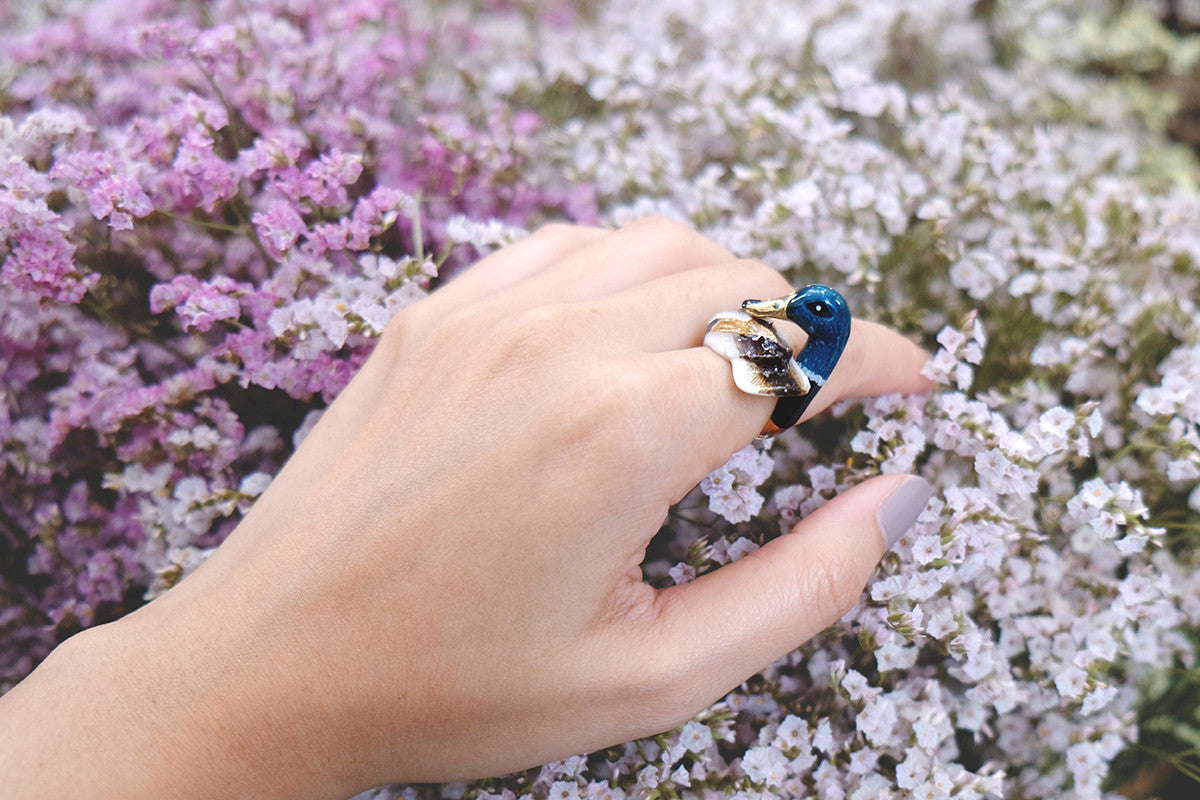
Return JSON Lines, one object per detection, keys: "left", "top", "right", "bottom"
{"left": 503, "top": 216, "right": 735, "bottom": 309}
{"left": 632, "top": 474, "right": 934, "bottom": 721}
{"left": 430, "top": 223, "right": 610, "bottom": 306}
{"left": 561, "top": 259, "right": 793, "bottom": 354}
{"left": 640, "top": 320, "right": 933, "bottom": 500}
{"left": 816, "top": 318, "right": 934, "bottom": 418}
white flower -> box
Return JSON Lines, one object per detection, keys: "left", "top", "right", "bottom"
{"left": 584, "top": 782, "right": 624, "bottom": 800}
{"left": 773, "top": 715, "right": 809, "bottom": 751}
{"left": 847, "top": 747, "right": 879, "bottom": 775}
{"left": 172, "top": 476, "right": 209, "bottom": 505}
{"left": 634, "top": 765, "right": 659, "bottom": 791}
{"left": 238, "top": 472, "right": 272, "bottom": 497}
{"left": 1118, "top": 573, "right": 1155, "bottom": 607}
{"left": 678, "top": 720, "right": 713, "bottom": 754}
{"left": 668, "top": 562, "right": 695, "bottom": 585}
{"left": 546, "top": 783, "right": 580, "bottom": 800}
{"left": 911, "top": 534, "right": 943, "bottom": 565}
{"left": 740, "top": 746, "right": 788, "bottom": 787}
{"left": 925, "top": 607, "right": 959, "bottom": 639}
{"left": 811, "top": 719, "right": 835, "bottom": 754}
{"left": 1054, "top": 666, "right": 1088, "bottom": 700}
{"left": 115, "top": 462, "right": 172, "bottom": 493}
{"left": 841, "top": 669, "right": 881, "bottom": 703}
{"left": 725, "top": 537, "right": 759, "bottom": 562}
{"left": 878, "top": 630, "right": 921, "bottom": 670}
{"left": 166, "top": 428, "right": 193, "bottom": 447}
{"left": 1084, "top": 629, "right": 1117, "bottom": 662}
{"left": 856, "top": 695, "right": 898, "bottom": 745}
{"left": 914, "top": 708, "right": 951, "bottom": 751}
{"left": 1081, "top": 685, "right": 1119, "bottom": 715}
{"left": 895, "top": 748, "right": 930, "bottom": 791}
{"left": 1167, "top": 459, "right": 1200, "bottom": 482}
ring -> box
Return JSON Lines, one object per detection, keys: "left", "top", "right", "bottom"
{"left": 703, "top": 284, "right": 851, "bottom": 437}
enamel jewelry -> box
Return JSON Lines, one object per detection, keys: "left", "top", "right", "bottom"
{"left": 703, "top": 284, "right": 851, "bottom": 437}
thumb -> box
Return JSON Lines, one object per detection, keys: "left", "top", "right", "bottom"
{"left": 642, "top": 473, "right": 933, "bottom": 716}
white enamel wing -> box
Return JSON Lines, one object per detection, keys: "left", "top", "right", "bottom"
{"left": 703, "top": 310, "right": 811, "bottom": 397}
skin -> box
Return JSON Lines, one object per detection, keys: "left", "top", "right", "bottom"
{"left": 0, "top": 218, "right": 933, "bottom": 799}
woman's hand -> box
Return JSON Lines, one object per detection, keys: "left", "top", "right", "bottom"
{"left": 0, "top": 218, "right": 933, "bottom": 799}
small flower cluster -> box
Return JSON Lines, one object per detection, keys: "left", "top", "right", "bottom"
{"left": 5, "top": 1, "right": 1200, "bottom": 799}
{"left": 700, "top": 444, "right": 775, "bottom": 524}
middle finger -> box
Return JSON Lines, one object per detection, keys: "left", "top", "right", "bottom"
{"left": 558, "top": 258, "right": 795, "bottom": 354}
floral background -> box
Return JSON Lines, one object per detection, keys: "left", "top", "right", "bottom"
{"left": 4, "top": 0, "right": 1200, "bottom": 798}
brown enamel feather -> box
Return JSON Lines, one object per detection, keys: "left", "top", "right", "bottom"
{"left": 703, "top": 311, "right": 811, "bottom": 397}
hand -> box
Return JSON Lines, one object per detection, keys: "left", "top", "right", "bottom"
{"left": 0, "top": 218, "right": 933, "bottom": 799}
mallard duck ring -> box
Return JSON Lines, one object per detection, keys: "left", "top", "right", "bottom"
{"left": 703, "top": 284, "right": 851, "bottom": 437}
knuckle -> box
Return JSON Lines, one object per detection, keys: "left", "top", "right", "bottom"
{"left": 626, "top": 215, "right": 735, "bottom": 266}
{"left": 378, "top": 301, "right": 435, "bottom": 357}
{"left": 729, "top": 258, "right": 794, "bottom": 297}
{"left": 509, "top": 302, "right": 571, "bottom": 335}
{"left": 609, "top": 369, "right": 657, "bottom": 435}
{"left": 568, "top": 364, "right": 652, "bottom": 460}
{"left": 630, "top": 215, "right": 698, "bottom": 245}
{"left": 528, "top": 221, "right": 585, "bottom": 247}
{"left": 490, "top": 304, "right": 574, "bottom": 365}
{"left": 586, "top": 366, "right": 646, "bottom": 417}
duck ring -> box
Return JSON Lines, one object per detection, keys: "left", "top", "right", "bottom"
{"left": 704, "top": 284, "right": 851, "bottom": 437}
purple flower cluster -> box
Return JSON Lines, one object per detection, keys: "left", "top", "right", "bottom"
{"left": 0, "top": 0, "right": 588, "bottom": 688}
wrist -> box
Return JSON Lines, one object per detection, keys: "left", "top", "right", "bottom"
{"left": 0, "top": 601, "right": 352, "bottom": 800}
{"left": 0, "top": 621, "right": 177, "bottom": 797}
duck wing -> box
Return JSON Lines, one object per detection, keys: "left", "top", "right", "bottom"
{"left": 704, "top": 311, "right": 811, "bottom": 397}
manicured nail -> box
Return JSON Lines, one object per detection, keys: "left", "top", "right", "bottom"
{"left": 876, "top": 476, "right": 934, "bottom": 552}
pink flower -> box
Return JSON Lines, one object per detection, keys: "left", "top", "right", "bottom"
{"left": 4, "top": 230, "right": 96, "bottom": 303}
{"left": 52, "top": 151, "right": 154, "bottom": 228}
{"left": 252, "top": 201, "right": 307, "bottom": 259}
{"left": 149, "top": 275, "right": 250, "bottom": 332}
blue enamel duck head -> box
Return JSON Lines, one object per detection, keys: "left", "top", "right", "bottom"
{"left": 742, "top": 284, "right": 851, "bottom": 429}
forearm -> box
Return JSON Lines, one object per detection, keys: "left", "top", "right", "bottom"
{"left": 0, "top": 609, "right": 351, "bottom": 800}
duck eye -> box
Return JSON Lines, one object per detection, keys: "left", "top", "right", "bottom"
{"left": 808, "top": 301, "right": 833, "bottom": 318}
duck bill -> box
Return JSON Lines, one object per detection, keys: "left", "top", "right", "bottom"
{"left": 741, "top": 295, "right": 792, "bottom": 319}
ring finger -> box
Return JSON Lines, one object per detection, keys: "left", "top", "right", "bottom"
{"left": 637, "top": 319, "right": 933, "bottom": 500}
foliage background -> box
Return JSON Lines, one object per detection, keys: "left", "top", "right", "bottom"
{"left": 3, "top": 1, "right": 1200, "bottom": 798}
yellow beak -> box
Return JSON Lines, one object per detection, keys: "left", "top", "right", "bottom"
{"left": 741, "top": 295, "right": 792, "bottom": 320}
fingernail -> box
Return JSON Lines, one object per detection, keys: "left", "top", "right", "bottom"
{"left": 876, "top": 476, "right": 934, "bottom": 552}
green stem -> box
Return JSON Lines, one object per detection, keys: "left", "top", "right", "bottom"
{"left": 1133, "top": 744, "right": 1200, "bottom": 784}
{"left": 666, "top": 507, "right": 717, "bottom": 528}
{"left": 213, "top": 195, "right": 273, "bottom": 265}
{"left": 1098, "top": 428, "right": 1170, "bottom": 474}
{"left": 157, "top": 209, "right": 244, "bottom": 234}
{"left": 412, "top": 194, "right": 425, "bottom": 263}
{"left": 189, "top": 54, "right": 246, "bottom": 152}
{"left": 434, "top": 239, "right": 456, "bottom": 270}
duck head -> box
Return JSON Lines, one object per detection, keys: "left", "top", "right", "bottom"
{"left": 740, "top": 284, "right": 851, "bottom": 432}
{"left": 742, "top": 284, "right": 851, "bottom": 356}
